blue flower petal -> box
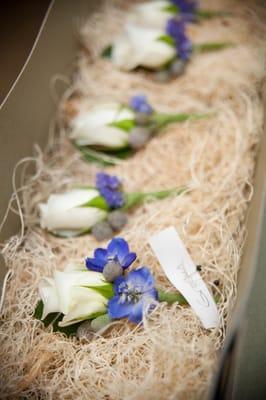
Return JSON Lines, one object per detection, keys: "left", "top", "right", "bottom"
{"left": 129, "top": 94, "right": 153, "bottom": 114}
{"left": 127, "top": 267, "right": 155, "bottom": 291}
{"left": 108, "top": 296, "right": 132, "bottom": 320}
{"left": 121, "top": 252, "right": 137, "bottom": 269}
{"left": 96, "top": 172, "right": 124, "bottom": 209}
{"left": 148, "top": 287, "right": 159, "bottom": 302}
{"left": 94, "top": 248, "right": 108, "bottom": 263}
{"left": 129, "top": 289, "right": 158, "bottom": 323}
{"left": 85, "top": 257, "right": 106, "bottom": 272}
{"left": 113, "top": 275, "right": 126, "bottom": 295}
{"left": 128, "top": 300, "right": 144, "bottom": 324}
{"left": 107, "top": 238, "right": 129, "bottom": 262}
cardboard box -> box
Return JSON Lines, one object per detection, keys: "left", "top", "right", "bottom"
{"left": 0, "top": 1, "right": 265, "bottom": 398}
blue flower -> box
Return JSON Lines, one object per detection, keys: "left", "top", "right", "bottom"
{"left": 96, "top": 172, "right": 125, "bottom": 209}
{"left": 171, "top": 0, "right": 198, "bottom": 22}
{"left": 129, "top": 95, "right": 153, "bottom": 115}
{"left": 166, "top": 19, "right": 192, "bottom": 61}
{"left": 108, "top": 267, "right": 158, "bottom": 324}
{"left": 86, "top": 237, "right": 137, "bottom": 273}
{"left": 96, "top": 172, "right": 121, "bottom": 191}
{"left": 100, "top": 187, "right": 125, "bottom": 209}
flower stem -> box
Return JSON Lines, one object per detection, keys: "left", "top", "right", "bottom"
{"left": 152, "top": 112, "right": 210, "bottom": 130}
{"left": 193, "top": 42, "right": 234, "bottom": 53}
{"left": 157, "top": 289, "right": 187, "bottom": 305}
{"left": 198, "top": 10, "right": 233, "bottom": 19}
{"left": 123, "top": 186, "right": 187, "bottom": 210}
{"left": 158, "top": 289, "right": 220, "bottom": 305}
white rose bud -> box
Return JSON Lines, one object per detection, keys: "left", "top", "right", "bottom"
{"left": 128, "top": 1, "right": 174, "bottom": 30}
{"left": 39, "top": 188, "right": 107, "bottom": 237}
{"left": 69, "top": 102, "right": 134, "bottom": 149}
{"left": 38, "top": 263, "right": 110, "bottom": 327}
{"left": 111, "top": 23, "right": 176, "bottom": 71}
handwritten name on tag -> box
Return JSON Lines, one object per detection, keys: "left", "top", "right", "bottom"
{"left": 149, "top": 227, "right": 219, "bottom": 329}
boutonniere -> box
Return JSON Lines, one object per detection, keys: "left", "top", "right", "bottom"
{"left": 129, "top": 0, "right": 231, "bottom": 29}
{"left": 39, "top": 172, "right": 186, "bottom": 239}
{"left": 103, "top": 19, "right": 233, "bottom": 81}
{"left": 68, "top": 94, "right": 209, "bottom": 165}
{"left": 34, "top": 238, "right": 187, "bottom": 337}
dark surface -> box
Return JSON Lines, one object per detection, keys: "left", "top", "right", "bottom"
{"left": 0, "top": 0, "right": 51, "bottom": 104}
{"left": 234, "top": 202, "right": 266, "bottom": 399}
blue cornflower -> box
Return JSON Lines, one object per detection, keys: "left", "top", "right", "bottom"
{"left": 96, "top": 172, "right": 125, "bottom": 209}
{"left": 171, "top": 0, "right": 198, "bottom": 22}
{"left": 86, "top": 237, "right": 137, "bottom": 273}
{"left": 129, "top": 95, "right": 153, "bottom": 115}
{"left": 108, "top": 267, "right": 158, "bottom": 324}
{"left": 166, "top": 19, "right": 192, "bottom": 61}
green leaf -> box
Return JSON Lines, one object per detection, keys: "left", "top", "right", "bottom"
{"left": 34, "top": 300, "right": 63, "bottom": 329}
{"left": 34, "top": 300, "right": 44, "bottom": 320}
{"left": 162, "top": 4, "right": 179, "bottom": 14}
{"left": 101, "top": 44, "right": 113, "bottom": 58}
{"left": 157, "top": 35, "right": 175, "bottom": 48}
{"left": 198, "top": 9, "right": 232, "bottom": 19}
{"left": 77, "top": 145, "right": 135, "bottom": 166}
{"left": 52, "top": 315, "right": 85, "bottom": 337}
{"left": 84, "top": 283, "right": 114, "bottom": 300}
{"left": 78, "top": 146, "right": 123, "bottom": 166}
{"left": 193, "top": 42, "right": 234, "bottom": 53}
{"left": 152, "top": 112, "right": 211, "bottom": 130}
{"left": 109, "top": 119, "right": 135, "bottom": 133}
{"left": 34, "top": 300, "right": 107, "bottom": 337}
{"left": 81, "top": 195, "right": 110, "bottom": 211}
{"left": 123, "top": 186, "right": 187, "bottom": 210}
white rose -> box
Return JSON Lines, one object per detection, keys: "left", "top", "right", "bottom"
{"left": 111, "top": 23, "right": 176, "bottom": 71}
{"left": 128, "top": 1, "right": 173, "bottom": 30}
{"left": 39, "top": 263, "right": 110, "bottom": 327}
{"left": 39, "top": 188, "right": 107, "bottom": 237}
{"left": 69, "top": 102, "right": 134, "bottom": 149}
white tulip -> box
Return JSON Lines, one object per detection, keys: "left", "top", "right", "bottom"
{"left": 69, "top": 102, "right": 135, "bottom": 149}
{"left": 39, "top": 188, "right": 107, "bottom": 236}
{"left": 128, "top": 1, "right": 174, "bottom": 30}
{"left": 112, "top": 23, "right": 176, "bottom": 71}
{"left": 38, "top": 263, "right": 110, "bottom": 327}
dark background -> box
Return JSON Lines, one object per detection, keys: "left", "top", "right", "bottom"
{"left": 0, "top": 0, "right": 51, "bottom": 104}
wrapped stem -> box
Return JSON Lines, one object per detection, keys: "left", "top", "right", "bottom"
{"left": 157, "top": 289, "right": 187, "bottom": 305}
{"left": 78, "top": 146, "right": 123, "bottom": 166}
{"left": 198, "top": 10, "right": 233, "bottom": 19}
{"left": 193, "top": 42, "right": 234, "bottom": 53}
{"left": 123, "top": 186, "right": 187, "bottom": 210}
{"left": 91, "top": 313, "right": 111, "bottom": 332}
{"left": 152, "top": 112, "right": 209, "bottom": 130}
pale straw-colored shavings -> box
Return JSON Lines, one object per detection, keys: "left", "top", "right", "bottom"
{"left": 0, "top": 0, "right": 265, "bottom": 399}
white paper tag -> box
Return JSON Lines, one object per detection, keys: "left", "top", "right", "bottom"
{"left": 149, "top": 226, "right": 219, "bottom": 329}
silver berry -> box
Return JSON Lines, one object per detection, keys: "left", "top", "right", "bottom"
{"left": 91, "top": 221, "right": 113, "bottom": 241}
{"left": 103, "top": 261, "right": 123, "bottom": 282}
{"left": 107, "top": 210, "right": 128, "bottom": 231}
{"left": 154, "top": 69, "right": 172, "bottom": 83}
{"left": 128, "top": 127, "right": 152, "bottom": 150}
{"left": 169, "top": 59, "right": 186, "bottom": 77}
